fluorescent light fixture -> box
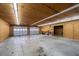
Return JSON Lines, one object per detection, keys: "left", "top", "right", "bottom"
{"left": 13, "top": 2, "right": 20, "bottom": 25}
{"left": 32, "top": 4, "right": 79, "bottom": 25}
{"left": 38, "top": 15, "right": 79, "bottom": 26}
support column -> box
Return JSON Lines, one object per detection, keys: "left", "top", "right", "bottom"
{"left": 9, "top": 26, "right": 14, "bottom": 36}
{"left": 27, "top": 27, "right": 30, "bottom": 35}
{"left": 39, "top": 27, "right": 42, "bottom": 34}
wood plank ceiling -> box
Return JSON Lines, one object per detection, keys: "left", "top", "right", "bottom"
{"left": 18, "top": 3, "right": 76, "bottom": 26}
{"left": 0, "top": 3, "right": 76, "bottom": 26}
{"left": 0, "top": 3, "right": 16, "bottom": 25}
{"left": 36, "top": 7, "right": 79, "bottom": 25}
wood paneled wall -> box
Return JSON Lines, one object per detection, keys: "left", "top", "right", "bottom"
{"left": 45, "top": 20, "right": 79, "bottom": 40}
{"left": 63, "top": 20, "right": 79, "bottom": 40}
{"left": 0, "top": 19, "right": 10, "bottom": 42}
{"left": 73, "top": 21, "right": 79, "bottom": 40}
{"left": 63, "top": 22, "right": 74, "bottom": 39}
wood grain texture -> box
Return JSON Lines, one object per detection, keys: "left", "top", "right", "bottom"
{"left": 73, "top": 21, "right": 79, "bottom": 40}
{"left": 63, "top": 22, "right": 74, "bottom": 39}
{"left": 0, "top": 19, "right": 10, "bottom": 42}
{"left": 18, "top": 3, "right": 75, "bottom": 26}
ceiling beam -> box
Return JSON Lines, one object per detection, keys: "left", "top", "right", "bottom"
{"left": 38, "top": 15, "right": 79, "bottom": 26}
{"left": 31, "top": 4, "right": 79, "bottom": 26}
{"left": 42, "top": 4, "right": 69, "bottom": 20}
{"left": 42, "top": 4, "right": 59, "bottom": 13}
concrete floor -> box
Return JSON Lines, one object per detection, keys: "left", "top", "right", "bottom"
{"left": 0, "top": 35, "right": 79, "bottom": 56}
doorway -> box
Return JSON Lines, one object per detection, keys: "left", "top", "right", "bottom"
{"left": 54, "top": 25, "right": 63, "bottom": 36}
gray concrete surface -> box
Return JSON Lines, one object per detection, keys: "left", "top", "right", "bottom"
{"left": 0, "top": 35, "right": 79, "bottom": 56}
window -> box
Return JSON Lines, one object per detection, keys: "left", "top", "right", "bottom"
{"left": 13, "top": 26, "right": 27, "bottom": 36}
{"left": 30, "top": 27, "right": 39, "bottom": 35}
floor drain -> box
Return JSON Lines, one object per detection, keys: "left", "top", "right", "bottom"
{"left": 11, "top": 52, "right": 14, "bottom": 54}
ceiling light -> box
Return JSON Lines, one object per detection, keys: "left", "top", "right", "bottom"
{"left": 38, "top": 15, "right": 79, "bottom": 26}
{"left": 13, "top": 2, "right": 20, "bottom": 25}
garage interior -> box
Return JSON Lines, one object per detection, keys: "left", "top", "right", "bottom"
{"left": 0, "top": 3, "right": 79, "bottom": 56}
